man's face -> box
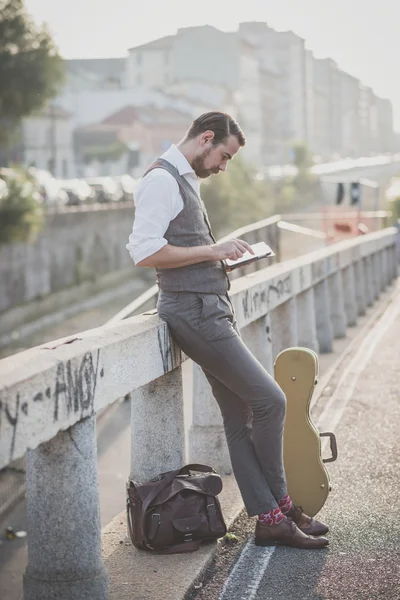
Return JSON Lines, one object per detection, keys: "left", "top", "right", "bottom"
{"left": 192, "top": 134, "right": 241, "bottom": 179}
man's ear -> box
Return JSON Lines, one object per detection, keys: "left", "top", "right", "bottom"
{"left": 200, "top": 130, "right": 215, "bottom": 146}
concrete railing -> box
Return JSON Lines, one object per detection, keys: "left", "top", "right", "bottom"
{"left": 0, "top": 227, "right": 398, "bottom": 600}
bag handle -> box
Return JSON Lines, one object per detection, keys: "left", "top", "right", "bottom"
{"left": 138, "top": 464, "right": 215, "bottom": 549}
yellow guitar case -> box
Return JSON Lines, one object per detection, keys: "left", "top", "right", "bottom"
{"left": 274, "top": 347, "right": 337, "bottom": 517}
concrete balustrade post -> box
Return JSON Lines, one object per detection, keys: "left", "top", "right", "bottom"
{"left": 189, "top": 364, "right": 231, "bottom": 474}
{"left": 327, "top": 272, "right": 347, "bottom": 338}
{"left": 394, "top": 242, "right": 400, "bottom": 278}
{"left": 380, "top": 250, "right": 388, "bottom": 290}
{"left": 130, "top": 367, "right": 185, "bottom": 482}
{"left": 386, "top": 246, "right": 394, "bottom": 284}
{"left": 389, "top": 245, "right": 397, "bottom": 282}
{"left": 372, "top": 253, "right": 381, "bottom": 300}
{"left": 296, "top": 288, "right": 319, "bottom": 352}
{"left": 240, "top": 313, "right": 274, "bottom": 375}
{"left": 382, "top": 249, "right": 389, "bottom": 287}
{"left": 23, "top": 416, "right": 108, "bottom": 600}
{"left": 364, "top": 256, "right": 374, "bottom": 307}
{"left": 313, "top": 278, "right": 334, "bottom": 353}
{"left": 342, "top": 264, "right": 358, "bottom": 327}
{"left": 354, "top": 259, "right": 367, "bottom": 316}
{"left": 270, "top": 297, "right": 298, "bottom": 361}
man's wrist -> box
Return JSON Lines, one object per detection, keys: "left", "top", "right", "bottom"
{"left": 206, "top": 244, "right": 218, "bottom": 261}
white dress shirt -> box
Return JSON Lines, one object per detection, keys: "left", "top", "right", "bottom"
{"left": 126, "top": 144, "right": 201, "bottom": 265}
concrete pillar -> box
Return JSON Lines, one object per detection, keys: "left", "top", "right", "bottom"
{"left": 270, "top": 297, "right": 298, "bottom": 361}
{"left": 386, "top": 245, "right": 396, "bottom": 284}
{"left": 386, "top": 246, "right": 395, "bottom": 283}
{"left": 395, "top": 242, "right": 400, "bottom": 278}
{"left": 384, "top": 248, "right": 390, "bottom": 285}
{"left": 130, "top": 367, "right": 185, "bottom": 482}
{"left": 380, "top": 250, "right": 388, "bottom": 290}
{"left": 241, "top": 314, "right": 274, "bottom": 375}
{"left": 296, "top": 288, "right": 319, "bottom": 352}
{"left": 364, "top": 256, "right": 374, "bottom": 307}
{"left": 342, "top": 264, "right": 358, "bottom": 327}
{"left": 354, "top": 259, "right": 367, "bottom": 316}
{"left": 372, "top": 253, "right": 381, "bottom": 300}
{"left": 327, "top": 272, "right": 347, "bottom": 338}
{"left": 24, "top": 416, "right": 108, "bottom": 600}
{"left": 189, "top": 364, "right": 231, "bottom": 474}
{"left": 313, "top": 278, "right": 334, "bottom": 353}
{"left": 390, "top": 244, "right": 399, "bottom": 280}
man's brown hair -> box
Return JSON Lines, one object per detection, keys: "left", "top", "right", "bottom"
{"left": 185, "top": 112, "right": 246, "bottom": 147}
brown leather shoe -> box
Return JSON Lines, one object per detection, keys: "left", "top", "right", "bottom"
{"left": 255, "top": 517, "right": 329, "bottom": 549}
{"left": 285, "top": 505, "right": 329, "bottom": 536}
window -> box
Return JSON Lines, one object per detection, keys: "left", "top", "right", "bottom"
{"left": 136, "top": 52, "right": 142, "bottom": 65}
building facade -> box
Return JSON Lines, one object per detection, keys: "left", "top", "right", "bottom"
{"left": 16, "top": 105, "right": 75, "bottom": 177}
{"left": 51, "top": 22, "right": 397, "bottom": 176}
{"left": 127, "top": 25, "right": 264, "bottom": 165}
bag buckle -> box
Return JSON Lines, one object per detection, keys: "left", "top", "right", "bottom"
{"left": 184, "top": 533, "right": 193, "bottom": 542}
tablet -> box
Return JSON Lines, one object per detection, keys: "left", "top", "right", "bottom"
{"left": 225, "top": 241, "right": 275, "bottom": 270}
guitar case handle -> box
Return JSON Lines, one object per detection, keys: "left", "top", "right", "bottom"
{"left": 320, "top": 432, "right": 338, "bottom": 463}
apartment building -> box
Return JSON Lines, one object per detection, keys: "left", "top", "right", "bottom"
{"left": 127, "top": 25, "right": 264, "bottom": 164}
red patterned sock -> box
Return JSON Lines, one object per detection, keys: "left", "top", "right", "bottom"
{"left": 278, "top": 494, "right": 294, "bottom": 514}
{"left": 258, "top": 507, "right": 285, "bottom": 526}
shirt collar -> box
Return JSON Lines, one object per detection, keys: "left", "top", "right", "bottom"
{"left": 161, "top": 144, "right": 196, "bottom": 177}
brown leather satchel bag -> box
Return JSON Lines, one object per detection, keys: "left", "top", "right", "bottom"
{"left": 126, "top": 464, "right": 227, "bottom": 553}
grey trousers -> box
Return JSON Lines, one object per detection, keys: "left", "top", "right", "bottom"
{"left": 157, "top": 290, "right": 288, "bottom": 517}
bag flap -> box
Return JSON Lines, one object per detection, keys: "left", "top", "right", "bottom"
{"left": 131, "top": 472, "right": 223, "bottom": 506}
{"left": 172, "top": 516, "right": 202, "bottom": 533}
{"left": 155, "top": 473, "right": 223, "bottom": 505}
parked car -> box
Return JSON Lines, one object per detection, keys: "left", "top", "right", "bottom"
{"left": 114, "top": 175, "right": 137, "bottom": 202}
{"left": 28, "top": 168, "right": 69, "bottom": 206}
{"left": 0, "top": 177, "right": 7, "bottom": 200}
{"left": 58, "top": 179, "right": 96, "bottom": 205}
{"left": 85, "top": 177, "right": 123, "bottom": 203}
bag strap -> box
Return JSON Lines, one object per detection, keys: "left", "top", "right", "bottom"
{"left": 206, "top": 495, "right": 218, "bottom": 532}
{"left": 138, "top": 464, "right": 215, "bottom": 548}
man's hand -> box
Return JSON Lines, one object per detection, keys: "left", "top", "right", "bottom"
{"left": 211, "top": 239, "right": 255, "bottom": 262}
{"left": 136, "top": 239, "right": 254, "bottom": 270}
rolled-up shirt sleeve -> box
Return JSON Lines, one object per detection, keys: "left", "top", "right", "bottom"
{"left": 126, "top": 170, "right": 182, "bottom": 265}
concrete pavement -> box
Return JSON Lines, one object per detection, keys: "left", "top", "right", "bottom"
{"left": 193, "top": 281, "right": 400, "bottom": 600}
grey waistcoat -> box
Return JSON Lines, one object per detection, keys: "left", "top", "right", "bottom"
{"left": 143, "top": 158, "right": 230, "bottom": 294}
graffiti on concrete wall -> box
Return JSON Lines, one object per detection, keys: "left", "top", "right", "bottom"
{"left": 241, "top": 275, "right": 293, "bottom": 321}
{"left": 157, "top": 323, "right": 181, "bottom": 374}
{"left": 0, "top": 350, "right": 101, "bottom": 463}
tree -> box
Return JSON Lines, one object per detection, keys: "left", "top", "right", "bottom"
{"left": 0, "top": 168, "right": 44, "bottom": 244}
{"left": 201, "top": 156, "right": 275, "bottom": 237}
{"left": 0, "top": 0, "right": 64, "bottom": 144}
{"left": 292, "top": 142, "right": 313, "bottom": 171}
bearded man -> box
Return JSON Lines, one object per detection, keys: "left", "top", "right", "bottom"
{"left": 126, "top": 112, "right": 329, "bottom": 549}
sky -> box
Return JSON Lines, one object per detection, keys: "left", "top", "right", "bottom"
{"left": 25, "top": 0, "right": 400, "bottom": 128}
